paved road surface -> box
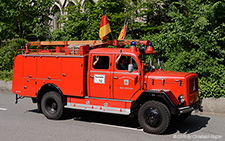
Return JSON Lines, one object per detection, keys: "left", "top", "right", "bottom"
{"left": 0, "top": 91, "right": 224, "bottom": 141}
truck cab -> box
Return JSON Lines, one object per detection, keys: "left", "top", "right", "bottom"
{"left": 88, "top": 47, "right": 141, "bottom": 100}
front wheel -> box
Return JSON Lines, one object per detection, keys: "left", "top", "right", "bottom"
{"left": 41, "top": 91, "right": 64, "bottom": 120}
{"left": 138, "top": 101, "right": 171, "bottom": 134}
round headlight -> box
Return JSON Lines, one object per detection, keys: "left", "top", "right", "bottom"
{"left": 179, "top": 95, "right": 185, "bottom": 104}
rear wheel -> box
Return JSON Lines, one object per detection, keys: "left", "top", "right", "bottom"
{"left": 138, "top": 101, "right": 171, "bottom": 134}
{"left": 37, "top": 102, "right": 42, "bottom": 113}
{"left": 41, "top": 91, "right": 64, "bottom": 120}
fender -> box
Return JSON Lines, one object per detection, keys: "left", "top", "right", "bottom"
{"left": 35, "top": 83, "right": 65, "bottom": 104}
{"left": 131, "top": 90, "right": 180, "bottom": 115}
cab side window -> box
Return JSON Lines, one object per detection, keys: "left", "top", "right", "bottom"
{"left": 117, "top": 56, "right": 129, "bottom": 70}
{"left": 116, "top": 56, "right": 138, "bottom": 71}
{"left": 93, "top": 56, "right": 109, "bottom": 69}
{"left": 132, "top": 57, "right": 138, "bottom": 71}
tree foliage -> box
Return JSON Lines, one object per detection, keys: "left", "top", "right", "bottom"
{"left": 143, "top": 0, "right": 225, "bottom": 97}
{"left": 51, "top": 0, "right": 174, "bottom": 40}
{"left": 0, "top": 0, "right": 224, "bottom": 97}
{"left": 0, "top": 0, "right": 55, "bottom": 41}
{"left": 0, "top": 39, "right": 27, "bottom": 81}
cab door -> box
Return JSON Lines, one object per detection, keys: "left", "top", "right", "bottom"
{"left": 113, "top": 55, "right": 141, "bottom": 100}
{"left": 89, "top": 54, "right": 112, "bottom": 98}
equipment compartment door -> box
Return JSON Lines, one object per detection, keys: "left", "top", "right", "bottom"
{"left": 61, "top": 57, "right": 87, "bottom": 97}
{"left": 23, "top": 56, "right": 37, "bottom": 97}
{"left": 89, "top": 55, "right": 112, "bottom": 98}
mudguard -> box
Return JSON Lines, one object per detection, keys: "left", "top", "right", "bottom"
{"left": 35, "top": 83, "right": 65, "bottom": 104}
{"left": 131, "top": 90, "right": 180, "bottom": 115}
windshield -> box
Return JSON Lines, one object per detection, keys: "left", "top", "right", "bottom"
{"left": 144, "top": 53, "right": 161, "bottom": 71}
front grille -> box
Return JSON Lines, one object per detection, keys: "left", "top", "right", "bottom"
{"left": 189, "top": 78, "right": 198, "bottom": 94}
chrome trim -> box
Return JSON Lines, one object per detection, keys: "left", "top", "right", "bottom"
{"left": 84, "top": 96, "right": 133, "bottom": 102}
{"left": 178, "top": 106, "right": 194, "bottom": 114}
{"left": 65, "top": 103, "right": 130, "bottom": 115}
{"left": 114, "top": 72, "right": 139, "bottom": 75}
{"left": 90, "top": 70, "right": 111, "bottom": 73}
{"left": 90, "top": 70, "right": 139, "bottom": 75}
{"left": 23, "top": 77, "right": 62, "bottom": 81}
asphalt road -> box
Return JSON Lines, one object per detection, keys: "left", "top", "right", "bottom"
{"left": 0, "top": 91, "right": 224, "bottom": 141}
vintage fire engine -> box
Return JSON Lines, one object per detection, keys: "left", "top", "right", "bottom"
{"left": 12, "top": 40, "right": 202, "bottom": 134}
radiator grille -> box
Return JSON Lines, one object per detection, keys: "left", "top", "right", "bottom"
{"left": 189, "top": 78, "right": 198, "bottom": 94}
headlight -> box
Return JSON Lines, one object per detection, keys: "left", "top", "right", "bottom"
{"left": 179, "top": 95, "right": 185, "bottom": 104}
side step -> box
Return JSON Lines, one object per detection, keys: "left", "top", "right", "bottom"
{"left": 65, "top": 97, "right": 132, "bottom": 115}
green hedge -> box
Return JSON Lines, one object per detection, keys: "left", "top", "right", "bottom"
{"left": 0, "top": 39, "right": 27, "bottom": 81}
{"left": 142, "top": 0, "right": 225, "bottom": 98}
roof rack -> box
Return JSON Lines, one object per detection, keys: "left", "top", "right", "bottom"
{"left": 27, "top": 40, "right": 149, "bottom": 47}
{"left": 17, "top": 40, "right": 150, "bottom": 56}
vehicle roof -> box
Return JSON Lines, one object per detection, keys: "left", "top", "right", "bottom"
{"left": 90, "top": 47, "right": 157, "bottom": 56}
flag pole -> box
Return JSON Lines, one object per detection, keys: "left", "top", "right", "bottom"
{"left": 100, "top": 6, "right": 114, "bottom": 47}
{"left": 104, "top": 6, "right": 114, "bottom": 45}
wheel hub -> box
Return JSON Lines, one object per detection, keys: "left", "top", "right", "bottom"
{"left": 46, "top": 99, "right": 57, "bottom": 113}
{"left": 145, "top": 108, "right": 161, "bottom": 127}
{"left": 51, "top": 102, "right": 57, "bottom": 111}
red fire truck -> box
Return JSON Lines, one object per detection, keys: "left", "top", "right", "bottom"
{"left": 12, "top": 40, "right": 202, "bottom": 134}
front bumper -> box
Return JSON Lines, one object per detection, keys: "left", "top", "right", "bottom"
{"left": 178, "top": 98, "right": 203, "bottom": 115}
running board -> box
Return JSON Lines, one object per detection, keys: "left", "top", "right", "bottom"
{"left": 65, "top": 102, "right": 131, "bottom": 115}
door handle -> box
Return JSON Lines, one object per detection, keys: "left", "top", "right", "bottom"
{"left": 114, "top": 76, "right": 118, "bottom": 79}
{"left": 90, "top": 75, "right": 94, "bottom": 78}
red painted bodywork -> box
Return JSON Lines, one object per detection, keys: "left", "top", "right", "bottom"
{"left": 12, "top": 40, "right": 200, "bottom": 115}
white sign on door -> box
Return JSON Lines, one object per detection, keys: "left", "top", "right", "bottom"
{"left": 94, "top": 74, "right": 105, "bottom": 84}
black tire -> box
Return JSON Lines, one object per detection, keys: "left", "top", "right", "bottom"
{"left": 138, "top": 101, "right": 171, "bottom": 134}
{"left": 41, "top": 91, "right": 64, "bottom": 120}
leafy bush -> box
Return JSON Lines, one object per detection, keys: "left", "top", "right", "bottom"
{"left": 0, "top": 0, "right": 224, "bottom": 98}
{"left": 0, "top": 70, "right": 13, "bottom": 81}
{"left": 0, "top": 39, "right": 27, "bottom": 80}
{"left": 143, "top": 0, "right": 225, "bottom": 98}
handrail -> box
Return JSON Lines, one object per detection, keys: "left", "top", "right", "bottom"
{"left": 27, "top": 40, "right": 149, "bottom": 47}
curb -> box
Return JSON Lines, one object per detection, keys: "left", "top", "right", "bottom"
{"left": 0, "top": 80, "right": 12, "bottom": 92}
{"left": 0, "top": 80, "right": 224, "bottom": 115}
{"left": 202, "top": 98, "right": 225, "bottom": 115}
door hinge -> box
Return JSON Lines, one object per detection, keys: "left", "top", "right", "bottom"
{"left": 162, "top": 79, "right": 165, "bottom": 86}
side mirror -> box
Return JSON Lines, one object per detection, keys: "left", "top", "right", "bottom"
{"left": 128, "top": 64, "right": 133, "bottom": 73}
{"left": 139, "top": 45, "right": 146, "bottom": 61}
{"left": 157, "top": 57, "right": 161, "bottom": 69}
